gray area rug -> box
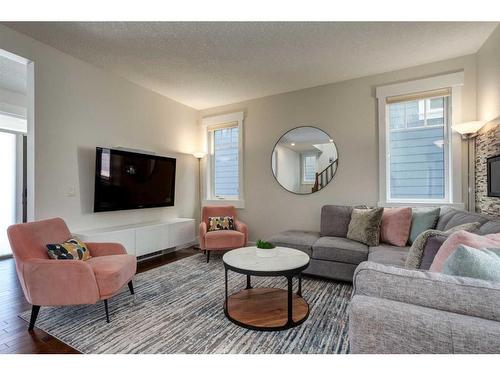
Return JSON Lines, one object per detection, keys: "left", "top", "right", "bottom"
{"left": 20, "top": 253, "right": 352, "bottom": 353}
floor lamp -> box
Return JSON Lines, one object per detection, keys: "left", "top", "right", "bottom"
{"left": 192, "top": 152, "right": 206, "bottom": 250}
{"left": 452, "top": 120, "right": 487, "bottom": 212}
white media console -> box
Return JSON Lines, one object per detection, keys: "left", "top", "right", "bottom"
{"left": 74, "top": 218, "right": 196, "bottom": 258}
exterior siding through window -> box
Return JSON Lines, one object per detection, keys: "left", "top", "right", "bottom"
{"left": 213, "top": 126, "right": 239, "bottom": 197}
{"left": 388, "top": 96, "right": 448, "bottom": 200}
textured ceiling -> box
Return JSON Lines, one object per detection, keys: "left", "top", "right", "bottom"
{"left": 4, "top": 22, "right": 498, "bottom": 109}
{"left": 0, "top": 54, "right": 26, "bottom": 94}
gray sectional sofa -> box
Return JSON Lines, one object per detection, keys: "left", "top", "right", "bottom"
{"left": 268, "top": 204, "right": 500, "bottom": 353}
{"left": 267, "top": 205, "right": 500, "bottom": 282}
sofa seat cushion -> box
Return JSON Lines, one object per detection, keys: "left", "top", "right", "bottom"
{"left": 368, "top": 244, "right": 410, "bottom": 267}
{"left": 87, "top": 254, "right": 136, "bottom": 298}
{"left": 312, "top": 236, "right": 368, "bottom": 264}
{"left": 205, "top": 230, "right": 245, "bottom": 250}
{"left": 266, "top": 230, "right": 320, "bottom": 256}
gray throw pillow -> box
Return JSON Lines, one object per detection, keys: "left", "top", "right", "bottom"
{"left": 443, "top": 245, "right": 500, "bottom": 282}
{"left": 405, "top": 222, "right": 482, "bottom": 269}
{"left": 320, "top": 205, "right": 353, "bottom": 237}
{"left": 420, "top": 235, "right": 448, "bottom": 270}
{"left": 346, "top": 208, "right": 384, "bottom": 246}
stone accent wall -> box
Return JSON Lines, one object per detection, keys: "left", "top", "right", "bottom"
{"left": 475, "top": 123, "right": 500, "bottom": 217}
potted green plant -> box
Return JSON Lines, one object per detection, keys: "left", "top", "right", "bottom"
{"left": 255, "top": 239, "right": 276, "bottom": 257}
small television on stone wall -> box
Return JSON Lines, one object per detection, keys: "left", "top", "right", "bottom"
{"left": 487, "top": 155, "right": 500, "bottom": 198}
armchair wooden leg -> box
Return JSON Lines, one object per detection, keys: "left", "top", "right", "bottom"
{"left": 206, "top": 251, "right": 210, "bottom": 263}
{"left": 128, "top": 280, "right": 135, "bottom": 295}
{"left": 28, "top": 305, "right": 40, "bottom": 331}
{"left": 104, "top": 299, "right": 110, "bottom": 323}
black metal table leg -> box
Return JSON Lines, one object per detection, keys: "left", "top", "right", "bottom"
{"left": 298, "top": 274, "right": 302, "bottom": 297}
{"left": 225, "top": 267, "right": 228, "bottom": 306}
{"left": 246, "top": 274, "right": 252, "bottom": 289}
{"left": 287, "top": 276, "right": 293, "bottom": 325}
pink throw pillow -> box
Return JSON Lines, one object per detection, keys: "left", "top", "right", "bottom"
{"left": 429, "top": 231, "right": 500, "bottom": 272}
{"left": 380, "top": 207, "right": 412, "bottom": 247}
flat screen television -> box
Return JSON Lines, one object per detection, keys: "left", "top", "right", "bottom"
{"left": 487, "top": 154, "right": 500, "bottom": 198}
{"left": 94, "top": 147, "right": 176, "bottom": 212}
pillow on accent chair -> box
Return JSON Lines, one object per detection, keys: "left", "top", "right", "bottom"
{"left": 429, "top": 231, "right": 500, "bottom": 272}
{"left": 442, "top": 245, "right": 500, "bottom": 282}
{"left": 408, "top": 208, "right": 441, "bottom": 245}
{"left": 207, "top": 216, "right": 236, "bottom": 232}
{"left": 347, "top": 208, "right": 384, "bottom": 246}
{"left": 405, "top": 222, "right": 482, "bottom": 269}
{"left": 46, "top": 237, "right": 91, "bottom": 260}
{"left": 380, "top": 207, "right": 412, "bottom": 246}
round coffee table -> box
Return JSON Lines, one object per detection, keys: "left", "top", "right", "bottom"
{"left": 222, "top": 246, "right": 310, "bottom": 331}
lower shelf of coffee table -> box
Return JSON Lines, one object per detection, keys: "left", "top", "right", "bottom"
{"left": 224, "top": 287, "right": 309, "bottom": 331}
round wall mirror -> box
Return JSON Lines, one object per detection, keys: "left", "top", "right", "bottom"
{"left": 271, "top": 126, "right": 338, "bottom": 195}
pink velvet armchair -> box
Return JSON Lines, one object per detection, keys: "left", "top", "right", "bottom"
{"left": 199, "top": 205, "right": 248, "bottom": 262}
{"left": 7, "top": 218, "right": 137, "bottom": 330}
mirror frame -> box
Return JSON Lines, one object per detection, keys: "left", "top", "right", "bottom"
{"left": 270, "top": 125, "right": 339, "bottom": 195}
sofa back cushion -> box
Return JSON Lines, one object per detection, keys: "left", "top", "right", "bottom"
{"left": 380, "top": 207, "right": 412, "bottom": 247}
{"left": 320, "top": 205, "right": 353, "bottom": 237}
{"left": 478, "top": 220, "right": 500, "bottom": 235}
{"left": 430, "top": 231, "right": 500, "bottom": 272}
{"left": 436, "top": 207, "right": 488, "bottom": 232}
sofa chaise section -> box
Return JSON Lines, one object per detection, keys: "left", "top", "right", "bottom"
{"left": 349, "top": 261, "right": 500, "bottom": 353}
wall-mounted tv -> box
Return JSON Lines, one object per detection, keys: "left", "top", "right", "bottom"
{"left": 94, "top": 147, "right": 176, "bottom": 212}
{"left": 487, "top": 155, "right": 500, "bottom": 198}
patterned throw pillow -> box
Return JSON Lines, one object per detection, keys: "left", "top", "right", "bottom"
{"left": 405, "top": 222, "right": 482, "bottom": 269}
{"left": 47, "top": 238, "right": 91, "bottom": 260}
{"left": 207, "top": 216, "right": 235, "bottom": 232}
{"left": 346, "top": 208, "right": 384, "bottom": 246}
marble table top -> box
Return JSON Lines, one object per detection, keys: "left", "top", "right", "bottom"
{"left": 223, "top": 246, "right": 310, "bottom": 272}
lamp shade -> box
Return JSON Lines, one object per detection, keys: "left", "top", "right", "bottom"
{"left": 452, "top": 121, "right": 487, "bottom": 135}
{"left": 192, "top": 152, "right": 206, "bottom": 159}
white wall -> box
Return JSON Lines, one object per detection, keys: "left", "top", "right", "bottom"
{"left": 275, "top": 144, "right": 300, "bottom": 192}
{"left": 201, "top": 55, "right": 477, "bottom": 241}
{"left": 477, "top": 25, "right": 500, "bottom": 123}
{"left": 0, "top": 25, "right": 201, "bottom": 232}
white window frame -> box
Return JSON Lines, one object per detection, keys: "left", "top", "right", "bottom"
{"left": 376, "top": 72, "right": 465, "bottom": 208}
{"left": 301, "top": 152, "right": 317, "bottom": 184}
{"left": 202, "top": 111, "right": 245, "bottom": 208}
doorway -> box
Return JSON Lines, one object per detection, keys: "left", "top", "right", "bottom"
{"left": 0, "top": 49, "right": 30, "bottom": 257}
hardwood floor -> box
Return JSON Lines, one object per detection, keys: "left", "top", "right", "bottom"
{"left": 0, "top": 247, "right": 198, "bottom": 354}
{"left": 226, "top": 288, "right": 309, "bottom": 329}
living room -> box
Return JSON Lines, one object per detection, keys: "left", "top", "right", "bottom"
{"left": 1, "top": 0, "right": 500, "bottom": 370}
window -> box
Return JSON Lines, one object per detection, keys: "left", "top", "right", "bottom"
{"left": 376, "top": 72, "right": 465, "bottom": 207}
{"left": 302, "top": 154, "right": 317, "bottom": 184}
{"left": 203, "top": 112, "right": 244, "bottom": 207}
{"left": 388, "top": 95, "right": 448, "bottom": 200}
{"left": 213, "top": 126, "right": 239, "bottom": 197}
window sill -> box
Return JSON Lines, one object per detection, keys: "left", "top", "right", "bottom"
{"left": 203, "top": 199, "right": 245, "bottom": 209}
{"left": 378, "top": 201, "right": 465, "bottom": 210}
